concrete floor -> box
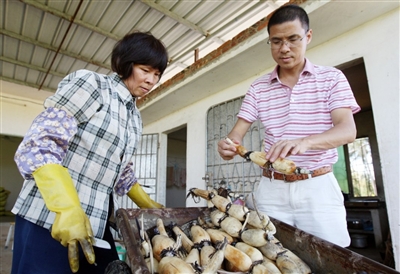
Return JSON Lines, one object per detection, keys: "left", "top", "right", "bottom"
{"left": 0, "top": 216, "right": 15, "bottom": 274}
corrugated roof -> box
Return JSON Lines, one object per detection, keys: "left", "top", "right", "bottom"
{"left": 1, "top": 0, "right": 283, "bottom": 95}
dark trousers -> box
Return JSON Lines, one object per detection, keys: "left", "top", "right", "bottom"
{"left": 12, "top": 215, "right": 119, "bottom": 274}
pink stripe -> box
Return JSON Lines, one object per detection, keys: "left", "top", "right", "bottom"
{"left": 237, "top": 59, "right": 360, "bottom": 169}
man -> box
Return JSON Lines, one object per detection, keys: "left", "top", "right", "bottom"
{"left": 217, "top": 4, "right": 360, "bottom": 247}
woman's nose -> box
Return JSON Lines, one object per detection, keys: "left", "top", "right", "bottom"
{"left": 146, "top": 74, "right": 158, "bottom": 85}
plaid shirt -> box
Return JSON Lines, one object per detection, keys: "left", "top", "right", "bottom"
{"left": 12, "top": 70, "right": 141, "bottom": 238}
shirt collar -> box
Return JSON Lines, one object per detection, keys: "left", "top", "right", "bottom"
{"left": 110, "top": 73, "right": 136, "bottom": 107}
{"left": 303, "top": 58, "right": 316, "bottom": 75}
{"left": 268, "top": 58, "right": 316, "bottom": 83}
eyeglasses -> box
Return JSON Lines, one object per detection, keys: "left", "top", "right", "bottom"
{"left": 267, "top": 32, "right": 308, "bottom": 50}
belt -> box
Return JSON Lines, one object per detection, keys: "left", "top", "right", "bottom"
{"left": 262, "top": 166, "right": 332, "bottom": 182}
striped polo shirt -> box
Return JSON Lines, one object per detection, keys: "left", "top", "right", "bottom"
{"left": 238, "top": 58, "right": 360, "bottom": 170}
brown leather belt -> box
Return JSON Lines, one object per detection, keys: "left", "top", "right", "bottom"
{"left": 262, "top": 166, "right": 332, "bottom": 182}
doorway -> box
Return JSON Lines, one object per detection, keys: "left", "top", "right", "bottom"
{"left": 166, "top": 126, "right": 187, "bottom": 208}
{"left": 337, "top": 59, "right": 391, "bottom": 264}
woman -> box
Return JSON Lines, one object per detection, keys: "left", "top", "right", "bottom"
{"left": 11, "top": 31, "right": 168, "bottom": 273}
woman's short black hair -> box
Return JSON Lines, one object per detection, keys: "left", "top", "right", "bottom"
{"left": 268, "top": 4, "right": 310, "bottom": 33}
{"left": 111, "top": 31, "right": 169, "bottom": 80}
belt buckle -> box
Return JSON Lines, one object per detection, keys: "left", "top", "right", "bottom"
{"left": 293, "top": 167, "right": 314, "bottom": 181}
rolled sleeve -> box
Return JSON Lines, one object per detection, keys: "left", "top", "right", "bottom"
{"left": 14, "top": 108, "right": 78, "bottom": 179}
{"left": 114, "top": 162, "right": 137, "bottom": 196}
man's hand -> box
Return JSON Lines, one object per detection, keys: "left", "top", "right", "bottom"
{"left": 217, "top": 138, "right": 238, "bottom": 160}
{"left": 266, "top": 108, "right": 357, "bottom": 162}
{"left": 218, "top": 118, "right": 252, "bottom": 161}
{"left": 265, "top": 138, "right": 307, "bottom": 162}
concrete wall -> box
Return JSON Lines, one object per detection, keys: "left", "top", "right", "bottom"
{"left": 0, "top": 81, "right": 50, "bottom": 136}
{"left": 0, "top": 81, "right": 49, "bottom": 211}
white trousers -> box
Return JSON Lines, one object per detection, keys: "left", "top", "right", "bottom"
{"left": 252, "top": 172, "right": 350, "bottom": 247}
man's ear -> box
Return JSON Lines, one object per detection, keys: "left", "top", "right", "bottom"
{"left": 306, "top": 29, "right": 313, "bottom": 45}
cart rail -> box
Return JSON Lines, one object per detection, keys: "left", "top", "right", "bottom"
{"left": 116, "top": 207, "right": 398, "bottom": 274}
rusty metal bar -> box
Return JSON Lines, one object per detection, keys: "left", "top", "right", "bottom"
{"left": 116, "top": 208, "right": 150, "bottom": 274}
{"left": 38, "top": 0, "right": 83, "bottom": 90}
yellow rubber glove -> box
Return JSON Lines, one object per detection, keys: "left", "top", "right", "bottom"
{"left": 127, "top": 182, "right": 164, "bottom": 208}
{"left": 33, "top": 164, "right": 95, "bottom": 273}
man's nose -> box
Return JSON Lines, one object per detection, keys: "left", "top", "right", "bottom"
{"left": 279, "top": 41, "right": 291, "bottom": 52}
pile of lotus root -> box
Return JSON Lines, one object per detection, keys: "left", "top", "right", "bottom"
{"left": 137, "top": 187, "right": 312, "bottom": 274}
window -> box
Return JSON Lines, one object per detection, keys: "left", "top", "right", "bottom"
{"left": 334, "top": 137, "right": 378, "bottom": 198}
{"left": 347, "top": 137, "right": 378, "bottom": 197}
{"left": 333, "top": 145, "right": 349, "bottom": 194}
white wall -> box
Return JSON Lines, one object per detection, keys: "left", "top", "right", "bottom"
{"left": 143, "top": 79, "right": 255, "bottom": 208}
{"left": 143, "top": 9, "right": 399, "bottom": 267}
{"left": 0, "top": 82, "right": 50, "bottom": 212}
{"left": 0, "top": 81, "right": 51, "bottom": 137}
{"left": 309, "top": 10, "right": 399, "bottom": 266}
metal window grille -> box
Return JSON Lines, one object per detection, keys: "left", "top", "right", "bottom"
{"left": 112, "top": 133, "right": 159, "bottom": 240}
{"left": 206, "top": 96, "right": 265, "bottom": 196}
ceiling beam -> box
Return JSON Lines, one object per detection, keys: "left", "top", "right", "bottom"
{"left": 20, "top": 0, "right": 121, "bottom": 41}
{"left": 0, "top": 56, "right": 65, "bottom": 78}
{"left": 0, "top": 76, "right": 54, "bottom": 93}
{"left": 169, "top": 1, "right": 269, "bottom": 64}
{"left": 0, "top": 28, "right": 111, "bottom": 70}
{"left": 17, "top": 0, "right": 209, "bottom": 83}
{"left": 138, "top": 0, "right": 209, "bottom": 37}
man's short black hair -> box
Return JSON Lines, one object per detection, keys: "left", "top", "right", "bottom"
{"left": 268, "top": 4, "right": 310, "bottom": 33}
